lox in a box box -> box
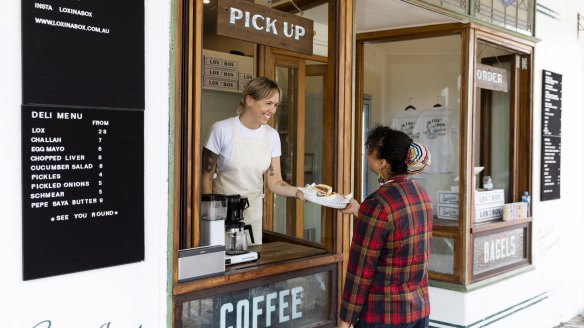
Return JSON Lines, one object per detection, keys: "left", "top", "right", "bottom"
{"left": 474, "top": 189, "right": 505, "bottom": 223}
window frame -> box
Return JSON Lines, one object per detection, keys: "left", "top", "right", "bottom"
{"left": 355, "top": 22, "right": 534, "bottom": 286}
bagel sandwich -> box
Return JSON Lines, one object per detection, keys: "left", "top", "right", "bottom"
{"left": 314, "top": 184, "right": 333, "bottom": 197}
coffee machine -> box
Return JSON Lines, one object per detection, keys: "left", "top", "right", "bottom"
{"left": 200, "top": 194, "right": 227, "bottom": 246}
{"left": 224, "top": 194, "right": 259, "bottom": 265}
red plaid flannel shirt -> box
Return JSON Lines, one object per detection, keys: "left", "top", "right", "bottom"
{"left": 340, "top": 177, "right": 432, "bottom": 325}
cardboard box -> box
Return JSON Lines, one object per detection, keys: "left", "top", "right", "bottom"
{"left": 473, "top": 189, "right": 504, "bottom": 223}
{"left": 437, "top": 190, "right": 459, "bottom": 206}
{"left": 474, "top": 189, "right": 504, "bottom": 206}
{"left": 437, "top": 204, "right": 458, "bottom": 220}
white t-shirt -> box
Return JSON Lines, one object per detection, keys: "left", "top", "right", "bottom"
{"left": 390, "top": 109, "right": 422, "bottom": 140}
{"left": 413, "top": 107, "right": 459, "bottom": 174}
{"left": 204, "top": 116, "right": 282, "bottom": 173}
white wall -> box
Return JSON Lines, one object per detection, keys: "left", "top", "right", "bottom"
{"left": 530, "top": 0, "right": 584, "bottom": 322}
{"left": 431, "top": 2, "right": 584, "bottom": 327}
{"left": 0, "top": 0, "right": 170, "bottom": 327}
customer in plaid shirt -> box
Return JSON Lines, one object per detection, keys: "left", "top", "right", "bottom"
{"left": 339, "top": 126, "right": 432, "bottom": 328}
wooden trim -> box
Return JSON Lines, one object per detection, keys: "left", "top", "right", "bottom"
{"left": 518, "top": 53, "right": 533, "bottom": 204}
{"left": 172, "top": 0, "right": 185, "bottom": 294}
{"left": 176, "top": 263, "right": 337, "bottom": 303}
{"left": 354, "top": 41, "right": 364, "bottom": 203}
{"left": 509, "top": 54, "right": 521, "bottom": 200}
{"left": 272, "top": 47, "right": 328, "bottom": 62}
{"left": 173, "top": 253, "right": 343, "bottom": 295}
{"left": 328, "top": 0, "right": 353, "bottom": 312}
{"left": 471, "top": 23, "right": 536, "bottom": 52}
{"left": 357, "top": 23, "right": 467, "bottom": 42}
{"left": 191, "top": 0, "right": 203, "bottom": 249}
{"left": 471, "top": 217, "right": 532, "bottom": 233}
{"left": 462, "top": 27, "right": 475, "bottom": 285}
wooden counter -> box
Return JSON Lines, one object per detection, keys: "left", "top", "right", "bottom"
{"left": 226, "top": 241, "right": 328, "bottom": 271}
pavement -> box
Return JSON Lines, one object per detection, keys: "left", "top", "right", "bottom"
{"left": 555, "top": 316, "right": 584, "bottom": 328}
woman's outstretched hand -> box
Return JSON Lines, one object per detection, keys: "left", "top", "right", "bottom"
{"left": 295, "top": 188, "right": 306, "bottom": 201}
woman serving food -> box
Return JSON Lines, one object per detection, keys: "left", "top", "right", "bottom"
{"left": 202, "top": 77, "right": 305, "bottom": 245}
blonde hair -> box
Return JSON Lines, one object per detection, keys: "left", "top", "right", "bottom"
{"left": 237, "top": 77, "right": 282, "bottom": 115}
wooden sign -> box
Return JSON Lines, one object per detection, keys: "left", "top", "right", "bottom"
{"left": 473, "top": 225, "right": 528, "bottom": 278}
{"left": 476, "top": 64, "right": 508, "bottom": 92}
{"left": 217, "top": 0, "right": 314, "bottom": 55}
{"left": 178, "top": 268, "right": 335, "bottom": 327}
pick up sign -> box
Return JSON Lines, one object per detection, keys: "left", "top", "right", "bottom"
{"left": 217, "top": 0, "right": 314, "bottom": 55}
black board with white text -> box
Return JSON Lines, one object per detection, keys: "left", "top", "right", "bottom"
{"left": 21, "top": 0, "right": 144, "bottom": 280}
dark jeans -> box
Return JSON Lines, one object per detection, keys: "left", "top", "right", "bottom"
{"left": 354, "top": 316, "right": 429, "bottom": 328}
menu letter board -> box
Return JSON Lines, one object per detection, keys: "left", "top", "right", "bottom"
{"left": 21, "top": 0, "right": 144, "bottom": 280}
{"left": 540, "top": 70, "right": 562, "bottom": 201}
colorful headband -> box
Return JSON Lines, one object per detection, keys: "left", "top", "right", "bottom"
{"left": 405, "top": 142, "right": 431, "bottom": 175}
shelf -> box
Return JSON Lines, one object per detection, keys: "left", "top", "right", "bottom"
{"left": 471, "top": 217, "right": 532, "bottom": 233}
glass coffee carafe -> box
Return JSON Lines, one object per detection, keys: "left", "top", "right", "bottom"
{"left": 225, "top": 222, "right": 254, "bottom": 255}
{"left": 224, "top": 195, "right": 254, "bottom": 255}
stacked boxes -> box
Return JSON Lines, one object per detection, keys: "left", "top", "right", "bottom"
{"left": 473, "top": 189, "right": 505, "bottom": 223}
{"left": 202, "top": 49, "right": 254, "bottom": 93}
{"left": 436, "top": 189, "right": 505, "bottom": 223}
{"left": 436, "top": 190, "right": 459, "bottom": 220}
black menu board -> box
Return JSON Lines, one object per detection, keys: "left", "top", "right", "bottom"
{"left": 22, "top": 0, "right": 144, "bottom": 109}
{"left": 540, "top": 70, "right": 562, "bottom": 201}
{"left": 21, "top": 0, "right": 144, "bottom": 280}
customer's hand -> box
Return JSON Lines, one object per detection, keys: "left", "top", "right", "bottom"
{"left": 337, "top": 319, "right": 351, "bottom": 328}
{"left": 340, "top": 198, "right": 359, "bottom": 217}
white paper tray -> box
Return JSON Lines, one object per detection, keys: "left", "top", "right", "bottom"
{"left": 300, "top": 184, "right": 352, "bottom": 209}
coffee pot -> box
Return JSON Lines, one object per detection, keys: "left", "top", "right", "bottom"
{"left": 224, "top": 195, "right": 254, "bottom": 255}
{"left": 200, "top": 194, "right": 227, "bottom": 246}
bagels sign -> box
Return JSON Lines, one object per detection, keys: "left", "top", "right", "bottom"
{"left": 217, "top": 0, "right": 314, "bottom": 54}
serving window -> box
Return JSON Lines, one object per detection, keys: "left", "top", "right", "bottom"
{"left": 172, "top": 2, "right": 353, "bottom": 325}
{"left": 356, "top": 23, "right": 534, "bottom": 285}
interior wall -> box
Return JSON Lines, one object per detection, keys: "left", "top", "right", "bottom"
{"left": 362, "top": 35, "right": 461, "bottom": 208}
{"left": 0, "top": 0, "right": 170, "bottom": 326}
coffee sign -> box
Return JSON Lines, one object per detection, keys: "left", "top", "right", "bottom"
{"left": 217, "top": 0, "right": 314, "bottom": 55}
{"left": 180, "top": 270, "right": 333, "bottom": 327}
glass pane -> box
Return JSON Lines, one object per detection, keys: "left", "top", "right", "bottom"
{"left": 181, "top": 270, "right": 334, "bottom": 327}
{"left": 361, "top": 95, "right": 371, "bottom": 201}
{"left": 274, "top": 66, "right": 298, "bottom": 235}
{"left": 418, "top": 0, "right": 467, "bottom": 14}
{"left": 362, "top": 35, "right": 462, "bottom": 224}
{"left": 474, "top": 43, "right": 514, "bottom": 203}
{"left": 473, "top": 0, "right": 534, "bottom": 35}
{"left": 303, "top": 62, "right": 325, "bottom": 243}
{"left": 429, "top": 236, "right": 455, "bottom": 274}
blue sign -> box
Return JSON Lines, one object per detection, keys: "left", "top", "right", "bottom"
{"left": 500, "top": 0, "right": 514, "bottom": 7}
